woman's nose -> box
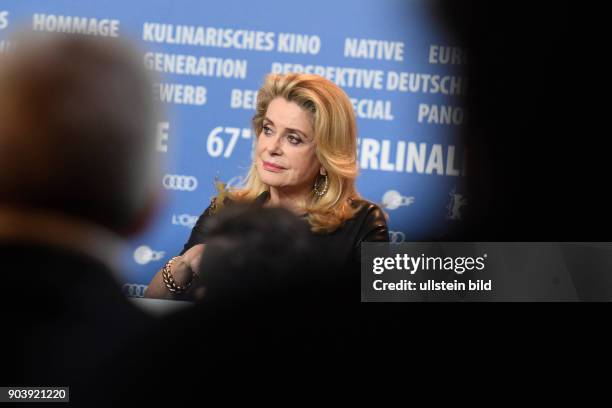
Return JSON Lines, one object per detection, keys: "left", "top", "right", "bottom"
{"left": 268, "top": 134, "right": 283, "bottom": 155}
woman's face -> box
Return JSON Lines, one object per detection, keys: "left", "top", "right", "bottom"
{"left": 255, "top": 97, "right": 320, "bottom": 194}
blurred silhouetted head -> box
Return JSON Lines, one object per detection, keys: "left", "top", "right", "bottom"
{"left": 0, "top": 31, "right": 158, "bottom": 234}
{"left": 195, "top": 204, "right": 323, "bottom": 303}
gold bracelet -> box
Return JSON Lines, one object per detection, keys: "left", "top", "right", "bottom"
{"left": 161, "top": 256, "right": 197, "bottom": 294}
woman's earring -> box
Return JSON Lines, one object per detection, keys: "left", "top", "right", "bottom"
{"left": 313, "top": 173, "right": 329, "bottom": 197}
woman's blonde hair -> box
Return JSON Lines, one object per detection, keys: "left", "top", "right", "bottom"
{"left": 228, "top": 73, "right": 361, "bottom": 233}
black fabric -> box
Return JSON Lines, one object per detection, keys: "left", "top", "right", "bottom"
{"left": 88, "top": 293, "right": 360, "bottom": 405}
{"left": 180, "top": 191, "right": 389, "bottom": 274}
{"left": 1, "top": 242, "right": 152, "bottom": 397}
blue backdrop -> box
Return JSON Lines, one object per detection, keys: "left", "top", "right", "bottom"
{"left": 0, "top": 1, "right": 468, "bottom": 297}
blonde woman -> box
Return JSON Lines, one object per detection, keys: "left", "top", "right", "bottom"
{"left": 145, "top": 73, "right": 388, "bottom": 299}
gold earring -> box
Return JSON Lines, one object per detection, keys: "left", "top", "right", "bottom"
{"left": 313, "top": 173, "right": 329, "bottom": 197}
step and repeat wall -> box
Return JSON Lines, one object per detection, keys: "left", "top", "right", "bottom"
{"left": 0, "top": 0, "right": 468, "bottom": 296}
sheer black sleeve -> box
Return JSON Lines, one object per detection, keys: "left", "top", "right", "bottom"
{"left": 179, "top": 198, "right": 217, "bottom": 255}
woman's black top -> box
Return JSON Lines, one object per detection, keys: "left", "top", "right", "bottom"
{"left": 181, "top": 191, "right": 389, "bottom": 273}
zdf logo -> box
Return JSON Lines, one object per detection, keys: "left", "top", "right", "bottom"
{"left": 162, "top": 174, "right": 198, "bottom": 191}
{"left": 382, "top": 190, "right": 415, "bottom": 210}
{"left": 133, "top": 245, "right": 165, "bottom": 265}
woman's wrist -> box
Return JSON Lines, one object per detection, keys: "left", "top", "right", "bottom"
{"left": 161, "top": 256, "right": 198, "bottom": 293}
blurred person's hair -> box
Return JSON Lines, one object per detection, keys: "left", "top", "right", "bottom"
{"left": 0, "top": 31, "right": 158, "bottom": 234}
{"left": 229, "top": 73, "right": 361, "bottom": 234}
{"left": 194, "top": 204, "right": 324, "bottom": 303}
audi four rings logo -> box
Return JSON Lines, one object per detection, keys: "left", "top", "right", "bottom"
{"left": 162, "top": 174, "right": 198, "bottom": 191}
{"left": 389, "top": 231, "right": 406, "bottom": 243}
{"left": 122, "top": 283, "right": 148, "bottom": 298}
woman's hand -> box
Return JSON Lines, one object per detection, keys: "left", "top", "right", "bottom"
{"left": 143, "top": 244, "right": 206, "bottom": 299}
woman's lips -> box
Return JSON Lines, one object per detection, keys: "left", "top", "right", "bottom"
{"left": 262, "top": 161, "right": 286, "bottom": 172}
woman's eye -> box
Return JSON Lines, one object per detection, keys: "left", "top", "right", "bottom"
{"left": 288, "top": 135, "right": 302, "bottom": 145}
{"left": 262, "top": 125, "right": 272, "bottom": 135}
